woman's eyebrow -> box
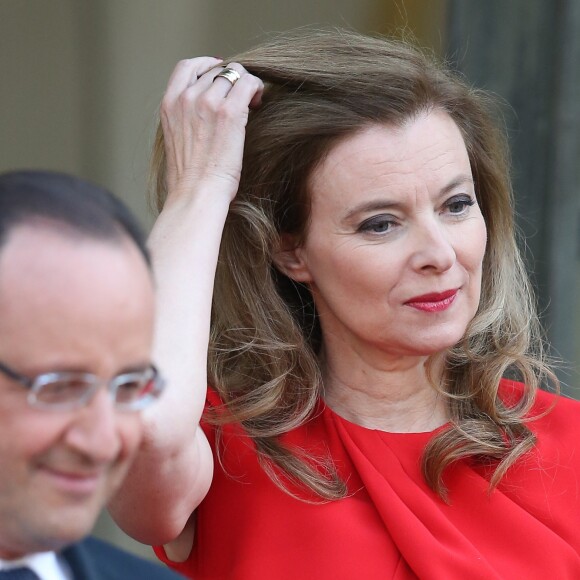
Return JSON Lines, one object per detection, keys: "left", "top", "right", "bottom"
{"left": 342, "top": 175, "right": 475, "bottom": 222}
{"left": 438, "top": 175, "right": 475, "bottom": 197}
{"left": 342, "top": 199, "right": 401, "bottom": 222}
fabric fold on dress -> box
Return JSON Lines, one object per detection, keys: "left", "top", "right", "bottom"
{"left": 155, "top": 380, "right": 580, "bottom": 579}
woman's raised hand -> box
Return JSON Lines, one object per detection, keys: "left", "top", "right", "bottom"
{"left": 160, "top": 57, "right": 264, "bottom": 206}
{"left": 109, "top": 58, "right": 263, "bottom": 547}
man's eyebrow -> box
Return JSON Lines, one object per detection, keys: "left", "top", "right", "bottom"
{"left": 342, "top": 175, "right": 475, "bottom": 221}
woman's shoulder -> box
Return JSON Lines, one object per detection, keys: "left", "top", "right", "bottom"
{"left": 501, "top": 376, "right": 580, "bottom": 416}
{"left": 500, "top": 377, "right": 580, "bottom": 448}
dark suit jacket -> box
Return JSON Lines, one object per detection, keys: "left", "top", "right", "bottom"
{"left": 60, "top": 537, "right": 184, "bottom": 579}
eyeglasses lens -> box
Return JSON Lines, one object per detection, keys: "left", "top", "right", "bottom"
{"left": 31, "top": 368, "right": 161, "bottom": 410}
{"left": 35, "top": 377, "right": 92, "bottom": 406}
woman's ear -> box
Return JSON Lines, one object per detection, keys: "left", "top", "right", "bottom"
{"left": 273, "top": 234, "right": 312, "bottom": 283}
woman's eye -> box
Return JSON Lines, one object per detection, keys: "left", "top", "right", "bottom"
{"left": 445, "top": 195, "right": 475, "bottom": 215}
{"left": 358, "top": 216, "right": 395, "bottom": 234}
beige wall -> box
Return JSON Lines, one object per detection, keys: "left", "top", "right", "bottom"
{"left": 0, "top": 0, "right": 217, "bottom": 228}
{"left": 1, "top": 2, "right": 84, "bottom": 175}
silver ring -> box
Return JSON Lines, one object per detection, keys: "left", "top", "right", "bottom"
{"left": 215, "top": 67, "right": 241, "bottom": 86}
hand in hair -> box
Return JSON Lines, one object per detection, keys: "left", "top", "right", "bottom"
{"left": 160, "top": 57, "right": 264, "bottom": 206}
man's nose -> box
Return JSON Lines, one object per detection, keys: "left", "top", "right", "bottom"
{"left": 63, "top": 388, "right": 122, "bottom": 463}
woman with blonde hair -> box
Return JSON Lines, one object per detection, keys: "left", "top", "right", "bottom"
{"left": 110, "top": 29, "right": 580, "bottom": 579}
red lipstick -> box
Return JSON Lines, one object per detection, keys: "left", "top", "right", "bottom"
{"left": 405, "top": 289, "right": 458, "bottom": 313}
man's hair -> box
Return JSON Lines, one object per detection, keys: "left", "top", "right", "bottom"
{"left": 0, "top": 170, "right": 150, "bottom": 265}
{"left": 151, "top": 29, "right": 554, "bottom": 501}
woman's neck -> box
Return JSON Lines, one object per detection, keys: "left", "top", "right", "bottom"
{"left": 321, "top": 348, "right": 449, "bottom": 433}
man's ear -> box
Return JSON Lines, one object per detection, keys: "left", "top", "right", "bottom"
{"left": 272, "top": 234, "right": 312, "bottom": 283}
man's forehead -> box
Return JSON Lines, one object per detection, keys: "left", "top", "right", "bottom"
{"left": 0, "top": 224, "right": 149, "bottom": 314}
{"left": 0, "top": 221, "right": 130, "bottom": 273}
{"left": 0, "top": 222, "right": 155, "bottom": 374}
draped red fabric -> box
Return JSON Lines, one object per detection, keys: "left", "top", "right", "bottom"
{"left": 155, "top": 380, "right": 580, "bottom": 579}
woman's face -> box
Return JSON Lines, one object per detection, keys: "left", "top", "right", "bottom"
{"left": 283, "top": 110, "right": 487, "bottom": 362}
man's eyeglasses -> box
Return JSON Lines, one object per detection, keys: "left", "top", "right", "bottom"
{"left": 0, "top": 360, "right": 165, "bottom": 411}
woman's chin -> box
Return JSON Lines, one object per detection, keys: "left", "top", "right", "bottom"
{"left": 390, "top": 333, "right": 467, "bottom": 358}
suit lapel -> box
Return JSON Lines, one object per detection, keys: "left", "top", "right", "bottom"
{"left": 60, "top": 541, "right": 100, "bottom": 580}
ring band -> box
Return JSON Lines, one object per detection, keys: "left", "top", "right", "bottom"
{"left": 215, "top": 67, "right": 241, "bottom": 86}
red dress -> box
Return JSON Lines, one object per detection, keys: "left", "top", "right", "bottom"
{"left": 155, "top": 380, "right": 580, "bottom": 579}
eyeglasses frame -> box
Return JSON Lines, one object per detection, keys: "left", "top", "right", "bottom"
{"left": 0, "top": 359, "right": 164, "bottom": 411}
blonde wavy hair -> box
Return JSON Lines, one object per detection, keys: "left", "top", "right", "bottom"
{"left": 151, "top": 29, "right": 556, "bottom": 501}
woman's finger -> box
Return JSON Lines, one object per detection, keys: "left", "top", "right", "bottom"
{"left": 160, "top": 58, "right": 264, "bottom": 204}
{"left": 163, "top": 57, "right": 223, "bottom": 103}
{"left": 191, "top": 62, "right": 263, "bottom": 108}
{"left": 183, "top": 62, "right": 246, "bottom": 100}
{"left": 227, "top": 71, "right": 264, "bottom": 109}
{"left": 211, "top": 62, "right": 245, "bottom": 95}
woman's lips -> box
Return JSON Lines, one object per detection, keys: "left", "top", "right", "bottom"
{"left": 405, "top": 289, "right": 458, "bottom": 312}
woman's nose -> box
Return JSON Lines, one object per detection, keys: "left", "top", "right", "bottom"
{"left": 409, "top": 222, "right": 456, "bottom": 273}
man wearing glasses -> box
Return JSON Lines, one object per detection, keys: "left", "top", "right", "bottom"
{"left": 0, "top": 171, "right": 182, "bottom": 579}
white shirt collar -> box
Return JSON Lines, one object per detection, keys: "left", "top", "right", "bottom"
{"left": 0, "top": 551, "right": 72, "bottom": 580}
